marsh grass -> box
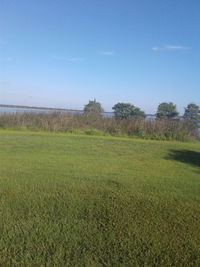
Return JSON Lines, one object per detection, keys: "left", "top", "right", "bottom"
{"left": 0, "top": 112, "right": 197, "bottom": 141}
{"left": 0, "top": 131, "right": 200, "bottom": 266}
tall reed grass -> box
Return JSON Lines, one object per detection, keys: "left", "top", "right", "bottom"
{"left": 0, "top": 112, "right": 198, "bottom": 141}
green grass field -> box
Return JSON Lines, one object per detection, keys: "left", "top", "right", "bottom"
{"left": 0, "top": 130, "right": 200, "bottom": 266}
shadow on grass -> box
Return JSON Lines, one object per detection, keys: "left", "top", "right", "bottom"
{"left": 167, "top": 150, "right": 200, "bottom": 169}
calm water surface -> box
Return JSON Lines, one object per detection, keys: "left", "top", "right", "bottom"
{"left": 0, "top": 107, "right": 113, "bottom": 117}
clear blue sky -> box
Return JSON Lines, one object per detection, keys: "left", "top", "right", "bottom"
{"left": 0, "top": 0, "right": 200, "bottom": 113}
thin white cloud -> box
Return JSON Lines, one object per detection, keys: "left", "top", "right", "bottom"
{"left": 152, "top": 45, "right": 190, "bottom": 51}
{"left": 51, "top": 55, "right": 82, "bottom": 62}
{"left": 67, "top": 57, "right": 82, "bottom": 62}
{"left": 99, "top": 51, "right": 115, "bottom": 56}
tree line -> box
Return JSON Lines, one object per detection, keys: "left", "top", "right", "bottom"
{"left": 84, "top": 100, "right": 200, "bottom": 126}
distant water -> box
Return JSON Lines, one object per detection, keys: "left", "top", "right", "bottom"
{"left": 0, "top": 106, "right": 114, "bottom": 117}
{"left": 0, "top": 107, "right": 157, "bottom": 119}
{"left": 0, "top": 107, "right": 57, "bottom": 114}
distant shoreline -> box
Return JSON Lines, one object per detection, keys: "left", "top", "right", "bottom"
{"left": 0, "top": 104, "right": 83, "bottom": 113}
{"left": 0, "top": 104, "right": 115, "bottom": 116}
{"left": 0, "top": 104, "right": 155, "bottom": 117}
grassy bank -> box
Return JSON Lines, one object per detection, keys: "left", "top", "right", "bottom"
{"left": 0, "top": 112, "right": 197, "bottom": 141}
{"left": 0, "top": 130, "right": 200, "bottom": 266}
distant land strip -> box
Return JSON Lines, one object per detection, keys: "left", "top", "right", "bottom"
{"left": 0, "top": 104, "right": 157, "bottom": 117}
{"left": 0, "top": 104, "right": 83, "bottom": 113}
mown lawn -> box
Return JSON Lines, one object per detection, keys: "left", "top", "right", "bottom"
{"left": 0, "top": 130, "right": 200, "bottom": 266}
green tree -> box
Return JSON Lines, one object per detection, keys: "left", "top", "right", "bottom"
{"left": 156, "top": 102, "right": 179, "bottom": 119}
{"left": 83, "top": 99, "right": 104, "bottom": 116}
{"left": 112, "top": 103, "right": 145, "bottom": 119}
{"left": 183, "top": 103, "right": 200, "bottom": 125}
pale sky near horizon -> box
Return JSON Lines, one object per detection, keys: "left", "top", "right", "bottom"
{"left": 0, "top": 0, "right": 200, "bottom": 114}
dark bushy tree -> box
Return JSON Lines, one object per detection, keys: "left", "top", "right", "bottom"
{"left": 156, "top": 102, "right": 179, "bottom": 119}
{"left": 83, "top": 99, "right": 104, "bottom": 116}
{"left": 183, "top": 103, "right": 200, "bottom": 125}
{"left": 112, "top": 103, "right": 145, "bottom": 119}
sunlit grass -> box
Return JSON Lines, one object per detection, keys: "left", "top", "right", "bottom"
{"left": 0, "top": 130, "right": 200, "bottom": 266}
